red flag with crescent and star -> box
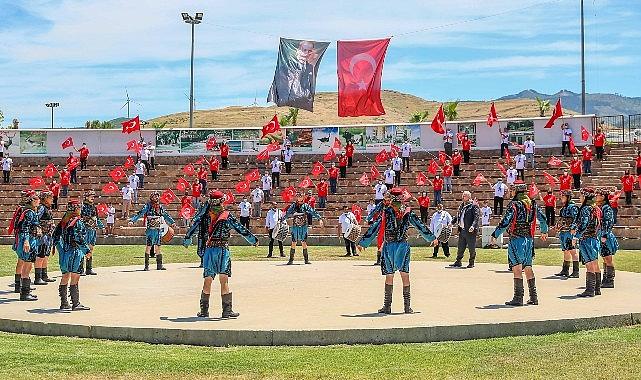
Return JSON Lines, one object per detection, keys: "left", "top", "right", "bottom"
{"left": 183, "top": 164, "right": 196, "bottom": 176}
{"left": 245, "top": 169, "right": 261, "bottom": 182}
{"left": 543, "top": 171, "right": 558, "bottom": 187}
{"left": 102, "top": 182, "right": 119, "bottom": 194}
{"left": 61, "top": 137, "right": 74, "bottom": 149}
{"left": 298, "top": 176, "right": 314, "bottom": 189}
{"left": 569, "top": 137, "right": 578, "bottom": 154}
{"left": 487, "top": 102, "right": 498, "bottom": 127}
{"left": 496, "top": 163, "right": 507, "bottom": 176}
{"left": 438, "top": 151, "right": 447, "bottom": 164}
{"left": 121, "top": 116, "right": 140, "bottom": 134}
{"left": 528, "top": 183, "right": 540, "bottom": 198}
{"left": 206, "top": 137, "right": 218, "bottom": 151}
{"left": 43, "top": 163, "right": 58, "bottom": 178}
{"left": 281, "top": 186, "right": 296, "bottom": 202}
{"left": 160, "top": 189, "right": 177, "bottom": 205}
{"left": 29, "top": 177, "right": 46, "bottom": 189}
{"left": 267, "top": 142, "right": 281, "bottom": 152}
{"left": 223, "top": 191, "right": 235, "bottom": 206}
{"left": 548, "top": 156, "right": 563, "bottom": 167}
{"left": 235, "top": 180, "right": 251, "bottom": 193}
{"left": 256, "top": 148, "right": 270, "bottom": 161}
{"left": 352, "top": 205, "right": 363, "bottom": 223}
{"left": 67, "top": 156, "right": 80, "bottom": 171}
{"left": 123, "top": 155, "right": 135, "bottom": 169}
{"left": 109, "top": 166, "right": 126, "bottom": 182}
{"left": 96, "top": 203, "right": 108, "bottom": 217}
{"left": 389, "top": 144, "right": 400, "bottom": 158}
{"left": 333, "top": 137, "right": 342, "bottom": 150}
{"left": 337, "top": 38, "right": 390, "bottom": 117}
{"left": 311, "top": 162, "right": 327, "bottom": 177}
{"left": 544, "top": 98, "right": 563, "bottom": 128}
{"left": 323, "top": 147, "right": 336, "bottom": 162}
{"left": 180, "top": 204, "right": 196, "bottom": 219}
{"left": 428, "top": 159, "right": 439, "bottom": 175}
{"left": 359, "top": 173, "right": 371, "bottom": 186}
{"left": 261, "top": 115, "right": 280, "bottom": 138}
{"left": 126, "top": 140, "right": 141, "bottom": 153}
{"left": 472, "top": 173, "right": 486, "bottom": 187}
{"left": 431, "top": 104, "right": 445, "bottom": 134}
{"left": 581, "top": 125, "right": 590, "bottom": 141}
{"left": 416, "top": 172, "right": 428, "bottom": 186}
{"left": 176, "top": 177, "right": 190, "bottom": 192}
{"left": 370, "top": 165, "right": 380, "bottom": 179}
{"left": 375, "top": 149, "right": 388, "bottom": 164}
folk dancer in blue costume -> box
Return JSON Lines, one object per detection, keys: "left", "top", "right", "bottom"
{"left": 491, "top": 183, "right": 549, "bottom": 306}
{"left": 129, "top": 192, "right": 177, "bottom": 271}
{"left": 365, "top": 201, "right": 384, "bottom": 266}
{"left": 184, "top": 190, "right": 218, "bottom": 269}
{"left": 281, "top": 191, "right": 323, "bottom": 265}
{"left": 183, "top": 190, "right": 258, "bottom": 318}
{"left": 79, "top": 190, "right": 104, "bottom": 276}
{"left": 555, "top": 190, "right": 580, "bottom": 278}
{"left": 12, "top": 189, "right": 41, "bottom": 301}
{"left": 8, "top": 190, "right": 33, "bottom": 294}
{"left": 572, "top": 187, "right": 602, "bottom": 297}
{"left": 52, "top": 200, "right": 91, "bottom": 310}
{"left": 596, "top": 187, "right": 619, "bottom": 289}
{"left": 34, "top": 190, "right": 57, "bottom": 285}
{"left": 358, "top": 188, "right": 438, "bottom": 314}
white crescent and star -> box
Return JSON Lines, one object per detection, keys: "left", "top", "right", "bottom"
{"left": 348, "top": 53, "right": 377, "bottom": 90}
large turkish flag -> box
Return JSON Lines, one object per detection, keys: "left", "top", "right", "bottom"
{"left": 337, "top": 38, "right": 390, "bottom": 117}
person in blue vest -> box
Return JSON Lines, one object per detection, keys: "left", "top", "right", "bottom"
{"left": 491, "top": 183, "right": 548, "bottom": 306}
{"left": 129, "top": 192, "right": 177, "bottom": 271}
{"left": 183, "top": 190, "right": 258, "bottom": 318}
{"left": 572, "top": 187, "right": 602, "bottom": 297}
{"left": 554, "top": 190, "right": 580, "bottom": 278}
{"left": 34, "top": 190, "right": 57, "bottom": 285}
{"left": 281, "top": 191, "right": 323, "bottom": 265}
{"left": 79, "top": 190, "right": 104, "bottom": 276}
{"left": 8, "top": 190, "right": 32, "bottom": 294}
{"left": 358, "top": 187, "right": 438, "bottom": 314}
{"left": 52, "top": 200, "right": 91, "bottom": 310}
{"left": 12, "top": 189, "right": 41, "bottom": 301}
{"left": 184, "top": 190, "right": 218, "bottom": 268}
{"left": 596, "top": 187, "right": 619, "bottom": 289}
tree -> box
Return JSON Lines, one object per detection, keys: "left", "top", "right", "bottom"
{"left": 536, "top": 97, "right": 550, "bottom": 117}
{"left": 409, "top": 110, "right": 429, "bottom": 123}
{"left": 280, "top": 107, "right": 299, "bottom": 127}
{"left": 443, "top": 101, "right": 459, "bottom": 121}
{"left": 151, "top": 121, "right": 167, "bottom": 130}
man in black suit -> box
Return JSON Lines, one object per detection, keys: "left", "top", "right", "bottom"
{"left": 450, "top": 191, "right": 481, "bottom": 268}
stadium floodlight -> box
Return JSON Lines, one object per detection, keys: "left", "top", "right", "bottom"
{"left": 181, "top": 12, "right": 204, "bottom": 129}
{"left": 195, "top": 13, "right": 204, "bottom": 21}
{"left": 45, "top": 102, "right": 60, "bottom": 129}
{"left": 181, "top": 13, "right": 190, "bottom": 22}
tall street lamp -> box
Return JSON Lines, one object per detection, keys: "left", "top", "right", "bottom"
{"left": 45, "top": 102, "right": 59, "bottom": 129}
{"left": 181, "top": 12, "right": 203, "bottom": 129}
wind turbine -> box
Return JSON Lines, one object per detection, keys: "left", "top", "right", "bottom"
{"left": 121, "top": 89, "right": 142, "bottom": 118}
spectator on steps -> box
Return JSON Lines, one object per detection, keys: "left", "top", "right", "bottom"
{"left": 384, "top": 166, "right": 395, "bottom": 187}
{"left": 542, "top": 190, "right": 557, "bottom": 226}
{"left": 569, "top": 156, "right": 582, "bottom": 190}
{"left": 140, "top": 143, "right": 150, "bottom": 175}
{"left": 345, "top": 140, "right": 355, "bottom": 167}
{"left": 452, "top": 150, "right": 462, "bottom": 176}
{"left": 59, "top": 168, "right": 71, "bottom": 197}
{"left": 417, "top": 191, "right": 431, "bottom": 224}
{"left": 515, "top": 151, "right": 526, "bottom": 181}
{"left": 392, "top": 154, "right": 402, "bottom": 186}
{"left": 220, "top": 140, "right": 230, "bottom": 169}
{"left": 271, "top": 157, "right": 282, "bottom": 188}
{"left": 328, "top": 163, "right": 339, "bottom": 194}
{"left": 621, "top": 170, "right": 635, "bottom": 205}
{"left": 49, "top": 180, "right": 60, "bottom": 210}
{"left": 283, "top": 145, "right": 294, "bottom": 174}
{"left": 524, "top": 137, "right": 536, "bottom": 169}
{"left": 561, "top": 123, "right": 572, "bottom": 157}
{"left": 197, "top": 164, "right": 208, "bottom": 195}
{"left": 374, "top": 180, "right": 387, "bottom": 205}
{"left": 338, "top": 152, "right": 348, "bottom": 178}
{"left": 432, "top": 175, "right": 444, "bottom": 206}
{"left": 1, "top": 153, "right": 12, "bottom": 183}
{"left": 180, "top": 192, "right": 193, "bottom": 227}
{"left": 121, "top": 183, "right": 133, "bottom": 219}
{"left": 492, "top": 178, "right": 508, "bottom": 215}
{"left": 582, "top": 145, "right": 593, "bottom": 174}
{"left": 480, "top": 201, "right": 492, "bottom": 226}
{"left": 135, "top": 159, "right": 146, "bottom": 189}
{"left": 634, "top": 151, "right": 641, "bottom": 175}
{"left": 207, "top": 156, "right": 220, "bottom": 180}
{"left": 261, "top": 171, "right": 272, "bottom": 201}
{"left": 593, "top": 128, "right": 606, "bottom": 160}
{"left": 239, "top": 197, "right": 252, "bottom": 230}
{"left": 443, "top": 128, "right": 454, "bottom": 156}
{"left": 316, "top": 178, "right": 328, "bottom": 209}
{"left": 76, "top": 143, "right": 90, "bottom": 170}
{"left": 401, "top": 141, "right": 412, "bottom": 171}
{"left": 106, "top": 203, "right": 116, "bottom": 236}
{"left": 500, "top": 129, "right": 509, "bottom": 158}
{"left": 251, "top": 185, "right": 264, "bottom": 218}
{"left": 559, "top": 170, "right": 572, "bottom": 191}
{"left": 442, "top": 160, "right": 453, "bottom": 193}
{"left": 67, "top": 152, "right": 78, "bottom": 184}
{"left": 128, "top": 172, "right": 140, "bottom": 204}
{"left": 506, "top": 166, "right": 517, "bottom": 185}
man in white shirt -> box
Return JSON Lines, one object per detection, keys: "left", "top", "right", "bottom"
{"left": 366, "top": 199, "right": 376, "bottom": 225}
{"left": 106, "top": 203, "right": 116, "bottom": 236}
{"left": 265, "top": 201, "right": 284, "bottom": 258}
{"left": 337, "top": 206, "right": 358, "bottom": 257}
{"left": 271, "top": 158, "right": 282, "bottom": 188}
{"left": 128, "top": 173, "right": 140, "bottom": 204}
{"left": 561, "top": 123, "right": 572, "bottom": 157}
{"left": 401, "top": 141, "right": 412, "bottom": 171}
{"left": 135, "top": 160, "right": 146, "bottom": 188}
{"left": 383, "top": 167, "right": 395, "bottom": 187}
{"left": 239, "top": 197, "right": 252, "bottom": 230}
{"left": 2, "top": 154, "right": 13, "bottom": 183}
{"left": 121, "top": 184, "right": 134, "bottom": 219}
{"left": 283, "top": 146, "right": 294, "bottom": 174}
{"left": 480, "top": 201, "right": 492, "bottom": 226}
{"left": 261, "top": 172, "right": 273, "bottom": 201}
{"left": 506, "top": 166, "right": 518, "bottom": 185}
{"left": 251, "top": 186, "right": 264, "bottom": 218}
{"left": 391, "top": 156, "right": 403, "bottom": 186}
{"left": 0, "top": 137, "right": 7, "bottom": 158}
{"left": 500, "top": 129, "right": 509, "bottom": 158}
{"left": 140, "top": 144, "right": 150, "bottom": 175}
{"left": 524, "top": 137, "right": 536, "bottom": 169}
{"left": 492, "top": 179, "right": 508, "bottom": 215}
{"left": 374, "top": 181, "right": 387, "bottom": 204}
{"left": 430, "top": 203, "right": 452, "bottom": 258}
{"left": 443, "top": 128, "right": 454, "bottom": 156}
{"left": 515, "top": 151, "right": 526, "bottom": 181}
{"left": 148, "top": 144, "right": 156, "bottom": 170}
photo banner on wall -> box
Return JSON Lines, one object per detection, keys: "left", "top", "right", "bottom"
{"left": 267, "top": 38, "right": 330, "bottom": 112}
{"left": 20, "top": 131, "right": 47, "bottom": 154}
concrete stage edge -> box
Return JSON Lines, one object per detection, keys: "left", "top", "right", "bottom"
{"left": 0, "top": 261, "right": 640, "bottom": 347}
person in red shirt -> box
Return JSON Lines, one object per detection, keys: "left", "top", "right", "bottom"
{"left": 541, "top": 190, "right": 557, "bottom": 226}
{"left": 59, "top": 169, "right": 71, "bottom": 197}
{"left": 49, "top": 180, "right": 61, "bottom": 210}
{"left": 559, "top": 170, "right": 572, "bottom": 191}
{"left": 432, "top": 175, "right": 444, "bottom": 206}
{"left": 191, "top": 180, "right": 202, "bottom": 210}
{"left": 569, "top": 156, "right": 582, "bottom": 189}
{"left": 452, "top": 150, "right": 463, "bottom": 176}
{"left": 461, "top": 136, "right": 472, "bottom": 163}
{"left": 76, "top": 143, "right": 90, "bottom": 170}
{"left": 219, "top": 141, "right": 230, "bottom": 169}
{"left": 345, "top": 141, "right": 355, "bottom": 167}
{"left": 207, "top": 156, "right": 220, "bottom": 180}
{"left": 67, "top": 152, "right": 78, "bottom": 184}
{"left": 609, "top": 192, "right": 620, "bottom": 224}
{"left": 180, "top": 192, "right": 193, "bottom": 227}
{"left": 581, "top": 146, "right": 593, "bottom": 174}
{"left": 634, "top": 152, "right": 641, "bottom": 175}
{"left": 328, "top": 163, "right": 339, "bottom": 194}
{"left": 593, "top": 127, "right": 606, "bottom": 160}
{"left": 442, "top": 160, "right": 453, "bottom": 193}
{"left": 197, "top": 164, "right": 208, "bottom": 194}
{"left": 417, "top": 191, "right": 431, "bottom": 223}
{"left": 338, "top": 152, "right": 348, "bottom": 178}
{"left": 304, "top": 189, "right": 317, "bottom": 225}
{"left": 316, "top": 178, "right": 328, "bottom": 209}
{"left": 620, "top": 170, "right": 635, "bottom": 205}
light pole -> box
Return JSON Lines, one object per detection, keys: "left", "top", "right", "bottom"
{"left": 580, "top": 0, "right": 586, "bottom": 115}
{"left": 45, "top": 102, "right": 59, "bottom": 129}
{"left": 181, "top": 12, "right": 203, "bottom": 129}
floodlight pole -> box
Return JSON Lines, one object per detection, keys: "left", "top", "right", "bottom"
{"left": 182, "top": 12, "right": 202, "bottom": 129}
{"left": 580, "top": 0, "right": 586, "bottom": 115}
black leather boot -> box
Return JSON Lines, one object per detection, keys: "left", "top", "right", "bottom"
{"left": 526, "top": 278, "right": 538, "bottom": 305}
{"left": 569, "top": 261, "right": 580, "bottom": 278}
{"left": 378, "top": 284, "right": 393, "bottom": 314}
{"left": 449, "top": 260, "right": 462, "bottom": 268}
{"left": 286, "top": 248, "right": 295, "bottom": 265}
{"left": 59, "top": 285, "right": 71, "bottom": 310}
{"left": 85, "top": 257, "right": 97, "bottom": 275}
{"left": 403, "top": 285, "right": 413, "bottom": 314}
{"left": 577, "top": 272, "right": 595, "bottom": 297}
{"left": 505, "top": 278, "right": 524, "bottom": 306}
{"left": 20, "top": 278, "right": 37, "bottom": 301}
{"left": 197, "top": 292, "right": 209, "bottom": 317}
{"left": 303, "top": 248, "right": 310, "bottom": 264}
{"left": 221, "top": 293, "right": 239, "bottom": 318}
{"left": 602, "top": 266, "right": 615, "bottom": 288}
{"left": 594, "top": 272, "right": 602, "bottom": 296}
{"left": 144, "top": 253, "right": 150, "bottom": 271}
{"left": 43, "top": 267, "right": 56, "bottom": 282}
{"left": 70, "top": 284, "right": 90, "bottom": 311}
{"left": 156, "top": 254, "right": 166, "bottom": 270}
{"left": 34, "top": 269, "right": 46, "bottom": 285}
{"left": 14, "top": 274, "right": 20, "bottom": 293}
{"left": 374, "top": 250, "right": 381, "bottom": 266}
{"left": 555, "top": 261, "right": 570, "bottom": 277}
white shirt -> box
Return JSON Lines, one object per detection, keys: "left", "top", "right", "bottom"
{"left": 506, "top": 169, "right": 517, "bottom": 185}
{"left": 239, "top": 201, "right": 252, "bottom": 217}
{"left": 430, "top": 210, "right": 452, "bottom": 235}
{"left": 283, "top": 149, "right": 294, "bottom": 163}
{"left": 271, "top": 159, "right": 282, "bottom": 173}
{"left": 401, "top": 143, "right": 411, "bottom": 157}
{"left": 501, "top": 132, "right": 509, "bottom": 144}
{"left": 261, "top": 175, "right": 272, "bottom": 191}
{"left": 251, "top": 188, "right": 264, "bottom": 203}
{"left": 128, "top": 174, "right": 140, "bottom": 189}
{"left": 515, "top": 154, "right": 526, "bottom": 169}
{"left": 265, "top": 208, "right": 281, "bottom": 229}
{"left": 524, "top": 140, "right": 535, "bottom": 154}
{"left": 121, "top": 186, "right": 133, "bottom": 200}
{"left": 0, "top": 140, "right": 6, "bottom": 153}
{"left": 106, "top": 206, "right": 116, "bottom": 224}
{"left": 384, "top": 169, "right": 395, "bottom": 184}
{"left": 148, "top": 145, "right": 155, "bottom": 157}
{"left": 392, "top": 157, "right": 402, "bottom": 171}
{"left": 366, "top": 203, "right": 376, "bottom": 216}
{"left": 562, "top": 128, "right": 572, "bottom": 142}
{"left": 140, "top": 148, "right": 149, "bottom": 160}
{"left": 444, "top": 130, "right": 454, "bottom": 143}
{"left": 338, "top": 212, "right": 357, "bottom": 234}
{"left": 480, "top": 206, "right": 492, "bottom": 225}
{"left": 374, "top": 183, "right": 387, "bottom": 200}
{"left": 2, "top": 157, "right": 12, "bottom": 171}
{"left": 135, "top": 162, "right": 145, "bottom": 175}
{"left": 493, "top": 182, "right": 507, "bottom": 197}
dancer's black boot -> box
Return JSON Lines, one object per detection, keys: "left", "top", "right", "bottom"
{"left": 594, "top": 272, "right": 602, "bottom": 296}
{"left": 156, "top": 254, "right": 166, "bottom": 270}
{"left": 403, "top": 285, "right": 413, "bottom": 314}
{"left": 19, "top": 278, "right": 37, "bottom": 301}
{"left": 70, "top": 284, "right": 90, "bottom": 311}
{"left": 303, "top": 248, "right": 310, "bottom": 264}
{"left": 221, "top": 293, "right": 239, "bottom": 318}
{"left": 378, "top": 284, "right": 393, "bottom": 314}
{"left": 569, "top": 261, "right": 580, "bottom": 278}
{"left": 144, "top": 253, "right": 150, "bottom": 271}
{"left": 43, "top": 267, "right": 56, "bottom": 282}
{"left": 197, "top": 292, "right": 209, "bottom": 317}
{"left": 505, "top": 278, "right": 524, "bottom": 306}
{"left": 555, "top": 261, "right": 570, "bottom": 277}
{"left": 34, "top": 268, "right": 47, "bottom": 285}
{"left": 14, "top": 274, "right": 20, "bottom": 293}
{"left": 85, "top": 257, "right": 97, "bottom": 275}
{"left": 526, "top": 278, "right": 538, "bottom": 305}
{"left": 577, "top": 272, "right": 596, "bottom": 297}
{"left": 286, "top": 248, "right": 295, "bottom": 265}
{"left": 59, "top": 285, "right": 71, "bottom": 310}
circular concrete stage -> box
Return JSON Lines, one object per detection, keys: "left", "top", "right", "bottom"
{"left": 1, "top": 261, "right": 640, "bottom": 346}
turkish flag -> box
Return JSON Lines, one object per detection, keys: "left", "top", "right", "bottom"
{"left": 261, "top": 115, "right": 281, "bottom": 138}
{"left": 548, "top": 156, "right": 563, "bottom": 166}
{"left": 223, "top": 191, "right": 235, "bottom": 206}
{"left": 61, "top": 137, "right": 74, "bottom": 149}
{"left": 370, "top": 165, "right": 380, "bottom": 179}
{"left": 206, "top": 137, "right": 218, "bottom": 151}
{"left": 416, "top": 172, "right": 428, "bottom": 186}
{"left": 235, "top": 180, "right": 251, "bottom": 193}
{"left": 298, "top": 176, "right": 314, "bottom": 188}
{"left": 359, "top": 172, "right": 371, "bottom": 186}
{"left": 43, "top": 163, "right": 58, "bottom": 178}
{"left": 496, "top": 163, "right": 507, "bottom": 176}
{"left": 472, "top": 173, "right": 486, "bottom": 187}
{"left": 323, "top": 148, "right": 336, "bottom": 161}
{"left": 581, "top": 126, "right": 590, "bottom": 141}
{"left": 29, "top": 177, "right": 46, "bottom": 189}
{"left": 401, "top": 189, "right": 412, "bottom": 201}
{"left": 102, "top": 182, "right": 119, "bottom": 194}
{"left": 544, "top": 98, "right": 563, "bottom": 128}
{"left": 195, "top": 156, "right": 205, "bottom": 165}
{"left": 543, "top": 171, "right": 558, "bottom": 187}
{"left": 109, "top": 166, "right": 126, "bottom": 182}
{"left": 438, "top": 151, "right": 447, "bottom": 164}
{"left": 569, "top": 137, "right": 578, "bottom": 154}
{"left": 126, "top": 140, "right": 141, "bottom": 153}
{"left": 176, "top": 177, "right": 190, "bottom": 192}
{"left": 281, "top": 186, "right": 296, "bottom": 202}
{"left": 267, "top": 142, "right": 281, "bottom": 152}
{"left": 311, "top": 162, "right": 327, "bottom": 177}
{"left": 245, "top": 169, "right": 261, "bottom": 182}
{"left": 352, "top": 205, "right": 363, "bottom": 223}
{"left": 123, "top": 155, "right": 135, "bottom": 169}
{"left": 428, "top": 160, "right": 439, "bottom": 175}
{"left": 528, "top": 183, "right": 539, "bottom": 198}
{"left": 257, "top": 148, "right": 270, "bottom": 161}
{"left": 183, "top": 163, "right": 196, "bottom": 176}
{"left": 160, "top": 189, "right": 177, "bottom": 205}
{"left": 333, "top": 137, "right": 342, "bottom": 150}
{"left": 180, "top": 204, "right": 196, "bottom": 219}
{"left": 389, "top": 144, "right": 400, "bottom": 158}
{"left": 510, "top": 141, "right": 524, "bottom": 151}
{"left": 487, "top": 102, "right": 498, "bottom": 127}
{"left": 375, "top": 149, "right": 388, "bottom": 164}
{"left": 431, "top": 104, "right": 445, "bottom": 134}
{"left": 67, "top": 157, "right": 80, "bottom": 171}
{"left": 96, "top": 203, "right": 108, "bottom": 217}
{"left": 121, "top": 116, "right": 140, "bottom": 134}
{"left": 337, "top": 38, "right": 390, "bottom": 117}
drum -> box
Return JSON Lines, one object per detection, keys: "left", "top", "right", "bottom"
{"left": 437, "top": 224, "right": 452, "bottom": 243}
{"left": 273, "top": 221, "right": 289, "bottom": 242}
{"left": 160, "top": 222, "right": 175, "bottom": 244}
{"left": 344, "top": 223, "right": 362, "bottom": 243}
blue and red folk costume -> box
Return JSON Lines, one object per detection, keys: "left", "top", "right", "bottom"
{"left": 597, "top": 187, "right": 618, "bottom": 289}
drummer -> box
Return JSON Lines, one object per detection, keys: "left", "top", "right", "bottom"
{"left": 265, "top": 201, "right": 285, "bottom": 258}
{"left": 128, "top": 192, "right": 177, "bottom": 271}
{"left": 337, "top": 205, "right": 359, "bottom": 257}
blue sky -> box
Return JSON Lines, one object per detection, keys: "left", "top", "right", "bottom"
{"left": 0, "top": 0, "right": 639, "bottom": 128}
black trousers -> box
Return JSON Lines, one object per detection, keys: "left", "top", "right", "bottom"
{"left": 500, "top": 143, "right": 508, "bottom": 157}
{"left": 71, "top": 169, "right": 78, "bottom": 184}
{"left": 572, "top": 174, "right": 581, "bottom": 189}
{"left": 199, "top": 179, "right": 207, "bottom": 194}
{"left": 272, "top": 172, "right": 280, "bottom": 188}
{"left": 434, "top": 242, "right": 450, "bottom": 257}
{"left": 545, "top": 206, "right": 555, "bottom": 226}
{"left": 463, "top": 150, "right": 470, "bottom": 163}
{"left": 210, "top": 170, "right": 218, "bottom": 180}
{"left": 2, "top": 170, "right": 9, "bottom": 183}
{"left": 517, "top": 169, "right": 525, "bottom": 181}
{"left": 419, "top": 207, "right": 428, "bottom": 224}
{"left": 348, "top": 157, "right": 353, "bottom": 167}
{"left": 561, "top": 141, "right": 570, "bottom": 156}
{"left": 150, "top": 157, "right": 155, "bottom": 170}
{"left": 494, "top": 196, "right": 504, "bottom": 215}
{"left": 142, "top": 160, "right": 150, "bottom": 175}
{"left": 456, "top": 230, "right": 477, "bottom": 263}
{"left": 402, "top": 157, "right": 410, "bottom": 171}
{"left": 285, "top": 162, "right": 292, "bottom": 173}
{"left": 453, "top": 165, "right": 460, "bottom": 176}
{"left": 240, "top": 216, "right": 250, "bottom": 229}
{"left": 394, "top": 170, "right": 401, "bottom": 186}
{"left": 444, "top": 142, "right": 453, "bottom": 156}
{"left": 339, "top": 166, "right": 346, "bottom": 178}
{"left": 343, "top": 237, "right": 356, "bottom": 256}
{"left": 268, "top": 229, "right": 283, "bottom": 256}
{"left": 52, "top": 196, "right": 58, "bottom": 210}
{"left": 595, "top": 146, "right": 604, "bottom": 160}
{"left": 222, "top": 157, "right": 229, "bottom": 169}
{"left": 80, "top": 158, "right": 87, "bottom": 170}
{"left": 625, "top": 191, "right": 632, "bottom": 205}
